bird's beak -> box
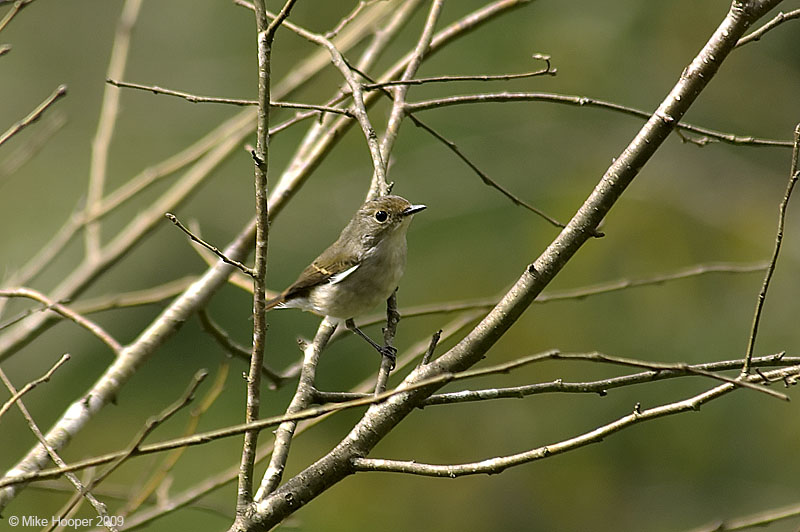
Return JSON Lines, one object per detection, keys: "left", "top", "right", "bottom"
{"left": 402, "top": 204, "right": 426, "bottom": 216}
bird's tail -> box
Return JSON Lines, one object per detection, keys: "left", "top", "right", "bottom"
{"left": 264, "top": 295, "right": 284, "bottom": 311}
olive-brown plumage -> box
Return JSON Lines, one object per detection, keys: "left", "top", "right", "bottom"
{"left": 265, "top": 195, "right": 425, "bottom": 321}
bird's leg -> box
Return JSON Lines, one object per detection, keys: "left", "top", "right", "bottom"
{"left": 345, "top": 318, "right": 397, "bottom": 367}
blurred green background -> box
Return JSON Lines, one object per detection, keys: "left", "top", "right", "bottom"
{"left": 1, "top": 1, "right": 799, "bottom": 530}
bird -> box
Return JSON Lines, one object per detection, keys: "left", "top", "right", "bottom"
{"left": 265, "top": 194, "right": 426, "bottom": 360}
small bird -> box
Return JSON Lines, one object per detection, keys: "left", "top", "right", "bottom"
{"left": 265, "top": 195, "right": 426, "bottom": 359}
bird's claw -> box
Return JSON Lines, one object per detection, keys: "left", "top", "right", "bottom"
{"left": 380, "top": 345, "right": 397, "bottom": 370}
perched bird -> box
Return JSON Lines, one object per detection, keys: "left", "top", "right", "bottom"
{"left": 265, "top": 194, "right": 426, "bottom": 359}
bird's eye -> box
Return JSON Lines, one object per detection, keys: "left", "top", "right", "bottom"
{"left": 374, "top": 210, "right": 389, "bottom": 222}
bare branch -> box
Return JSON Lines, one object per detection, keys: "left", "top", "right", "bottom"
{"left": 407, "top": 114, "right": 566, "bottom": 227}
{"left": 197, "top": 310, "right": 286, "bottom": 389}
{"left": 85, "top": 0, "right": 143, "bottom": 261}
{"left": 123, "top": 365, "right": 228, "bottom": 514}
{"left": 689, "top": 500, "right": 800, "bottom": 532}
{"left": 0, "top": 313, "right": 480, "bottom": 492}
{"left": 742, "top": 124, "right": 799, "bottom": 374}
{"left": 106, "top": 78, "right": 354, "bottom": 117}
{"left": 423, "top": 353, "right": 799, "bottom": 406}
{"left": 235, "top": 0, "right": 289, "bottom": 511}
{"left": 267, "top": 11, "right": 392, "bottom": 193}
{"left": 373, "top": 0, "right": 445, "bottom": 198}
{"left": 420, "top": 329, "right": 442, "bottom": 366}
{"left": 405, "top": 92, "right": 794, "bottom": 148}
{"left": 0, "top": 288, "right": 121, "bottom": 353}
{"left": 0, "top": 84, "right": 67, "bottom": 148}
{"left": 344, "top": 261, "right": 769, "bottom": 328}
{"left": 71, "top": 276, "right": 197, "bottom": 315}
{"left": 0, "top": 111, "right": 66, "bottom": 181}
{"left": 0, "top": 367, "right": 115, "bottom": 528}
{"left": 352, "top": 365, "right": 800, "bottom": 478}
{"left": 0, "top": 0, "right": 420, "bottom": 511}
{"left": 0, "top": 0, "right": 35, "bottom": 33}
{"left": 107, "top": 78, "right": 257, "bottom": 106}
{"left": 363, "top": 54, "right": 555, "bottom": 90}
{"left": 0, "top": 354, "right": 70, "bottom": 420}
{"left": 374, "top": 291, "right": 401, "bottom": 394}
{"left": 248, "top": 5, "right": 784, "bottom": 526}
{"left": 51, "top": 370, "right": 208, "bottom": 523}
{"left": 255, "top": 318, "right": 337, "bottom": 498}
{"left": 736, "top": 8, "right": 800, "bottom": 47}
{"left": 165, "top": 212, "right": 255, "bottom": 277}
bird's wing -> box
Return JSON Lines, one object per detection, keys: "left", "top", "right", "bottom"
{"left": 279, "top": 245, "right": 360, "bottom": 301}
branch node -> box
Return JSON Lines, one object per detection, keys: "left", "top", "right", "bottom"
{"left": 250, "top": 149, "right": 266, "bottom": 170}
{"left": 420, "top": 329, "right": 442, "bottom": 366}
{"left": 164, "top": 212, "right": 255, "bottom": 277}
{"left": 755, "top": 368, "right": 770, "bottom": 385}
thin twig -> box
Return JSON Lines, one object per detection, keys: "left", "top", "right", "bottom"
{"left": 0, "top": 84, "right": 67, "bottom": 148}
{"left": 736, "top": 8, "right": 800, "bottom": 47}
{"left": 255, "top": 317, "right": 337, "bottom": 498}
{"left": 344, "top": 261, "right": 770, "bottom": 330}
{"left": 71, "top": 276, "right": 198, "bottom": 315}
{"left": 422, "top": 353, "right": 799, "bottom": 406}
{"left": 352, "top": 365, "right": 800, "bottom": 478}
{"left": 0, "top": 113, "right": 245, "bottom": 304}
{"left": 85, "top": 0, "right": 143, "bottom": 261}
{"left": 0, "top": 288, "right": 121, "bottom": 353}
{"left": 236, "top": 0, "right": 288, "bottom": 511}
{"left": 123, "top": 365, "right": 228, "bottom": 514}
{"left": 0, "top": 0, "right": 410, "bottom": 511}
{"left": 264, "top": 0, "right": 298, "bottom": 37}
{"left": 373, "top": 0, "right": 445, "bottom": 198}
{"left": 197, "top": 310, "right": 286, "bottom": 389}
{"left": 549, "top": 352, "right": 788, "bottom": 401}
{"left": 165, "top": 213, "right": 254, "bottom": 276}
{"left": 405, "top": 92, "right": 794, "bottom": 148}
{"left": 0, "top": 0, "right": 35, "bottom": 33}
{"left": 688, "top": 500, "right": 800, "bottom": 532}
{"left": 3, "top": 352, "right": 797, "bottom": 491}
{"left": 344, "top": 58, "right": 569, "bottom": 227}
{"left": 325, "top": 0, "right": 374, "bottom": 39}
{"left": 0, "top": 111, "right": 66, "bottom": 182}
{"left": 268, "top": 10, "right": 391, "bottom": 193}
{"left": 106, "top": 78, "right": 354, "bottom": 117}
{"left": 0, "top": 367, "right": 115, "bottom": 529}
{"left": 51, "top": 370, "right": 208, "bottom": 524}
{"left": 375, "top": 291, "right": 401, "bottom": 394}
{"left": 0, "top": 354, "right": 70, "bottom": 420}
{"left": 409, "top": 114, "right": 566, "bottom": 227}
{"left": 0, "top": 313, "right": 481, "bottom": 492}
{"left": 107, "top": 78, "right": 257, "bottom": 105}
{"left": 742, "top": 124, "right": 800, "bottom": 374}
{"left": 364, "top": 55, "right": 556, "bottom": 90}
{"left": 317, "top": 351, "right": 800, "bottom": 405}
{"left": 420, "top": 329, "right": 442, "bottom": 366}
